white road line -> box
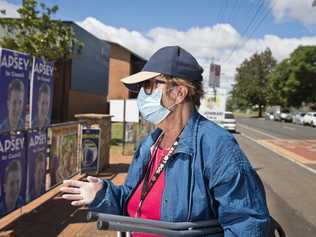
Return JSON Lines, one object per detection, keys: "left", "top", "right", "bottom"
{"left": 238, "top": 123, "right": 281, "bottom": 139}
{"left": 240, "top": 133, "right": 316, "bottom": 175}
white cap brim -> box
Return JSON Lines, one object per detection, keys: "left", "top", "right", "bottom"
{"left": 121, "top": 71, "right": 161, "bottom": 90}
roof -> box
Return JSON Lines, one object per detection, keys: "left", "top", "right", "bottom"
{"left": 104, "top": 40, "right": 147, "bottom": 62}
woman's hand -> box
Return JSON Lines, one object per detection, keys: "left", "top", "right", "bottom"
{"left": 60, "top": 176, "right": 103, "bottom": 206}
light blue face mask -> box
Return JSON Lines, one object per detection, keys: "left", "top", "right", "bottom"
{"left": 137, "top": 87, "right": 174, "bottom": 125}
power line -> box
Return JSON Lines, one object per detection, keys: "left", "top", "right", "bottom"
{"left": 247, "top": 0, "right": 276, "bottom": 40}
{"left": 236, "top": 0, "right": 276, "bottom": 57}
{"left": 211, "top": 0, "right": 228, "bottom": 64}
{"left": 240, "top": 0, "right": 266, "bottom": 39}
{"left": 227, "top": 0, "right": 241, "bottom": 26}
{"left": 218, "top": 0, "right": 229, "bottom": 24}
{"left": 223, "top": 0, "right": 266, "bottom": 63}
{"left": 222, "top": 0, "right": 271, "bottom": 64}
{"left": 216, "top": 0, "right": 225, "bottom": 25}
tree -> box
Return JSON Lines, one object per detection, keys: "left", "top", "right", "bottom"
{"left": 267, "top": 46, "right": 316, "bottom": 108}
{"left": 267, "top": 58, "right": 291, "bottom": 107}
{"left": 0, "top": 0, "right": 83, "bottom": 60}
{"left": 231, "top": 48, "right": 277, "bottom": 117}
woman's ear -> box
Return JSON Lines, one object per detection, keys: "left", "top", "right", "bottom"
{"left": 174, "top": 86, "right": 189, "bottom": 104}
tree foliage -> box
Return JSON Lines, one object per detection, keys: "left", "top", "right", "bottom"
{"left": 230, "top": 48, "right": 277, "bottom": 116}
{"left": 0, "top": 0, "right": 83, "bottom": 60}
{"left": 266, "top": 59, "right": 291, "bottom": 107}
{"left": 267, "top": 46, "right": 316, "bottom": 108}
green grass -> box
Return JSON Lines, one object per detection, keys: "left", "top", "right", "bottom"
{"left": 111, "top": 122, "right": 123, "bottom": 145}
{"left": 110, "top": 122, "right": 138, "bottom": 156}
{"left": 110, "top": 122, "right": 154, "bottom": 156}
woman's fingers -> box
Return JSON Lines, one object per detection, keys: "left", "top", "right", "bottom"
{"left": 62, "top": 194, "right": 83, "bottom": 201}
{"left": 60, "top": 187, "right": 81, "bottom": 194}
{"left": 71, "top": 200, "right": 86, "bottom": 206}
{"left": 63, "top": 179, "right": 84, "bottom": 188}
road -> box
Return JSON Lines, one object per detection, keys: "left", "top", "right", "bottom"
{"left": 235, "top": 117, "right": 316, "bottom": 237}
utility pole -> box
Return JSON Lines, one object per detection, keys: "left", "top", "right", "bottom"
{"left": 209, "top": 58, "right": 217, "bottom": 103}
{"left": 313, "top": 0, "right": 316, "bottom": 7}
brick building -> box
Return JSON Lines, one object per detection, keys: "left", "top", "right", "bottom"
{"left": 106, "top": 41, "right": 146, "bottom": 101}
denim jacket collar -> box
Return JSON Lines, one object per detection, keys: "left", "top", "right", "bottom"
{"left": 148, "top": 110, "right": 201, "bottom": 156}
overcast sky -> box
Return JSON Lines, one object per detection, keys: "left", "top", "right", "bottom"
{"left": 1, "top": 0, "right": 316, "bottom": 92}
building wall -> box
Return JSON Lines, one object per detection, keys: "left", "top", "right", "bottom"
{"left": 65, "top": 23, "right": 110, "bottom": 120}
{"left": 67, "top": 90, "right": 108, "bottom": 119}
{"left": 69, "top": 23, "right": 110, "bottom": 95}
{"left": 107, "top": 44, "right": 131, "bottom": 100}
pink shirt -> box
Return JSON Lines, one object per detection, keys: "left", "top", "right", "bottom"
{"left": 127, "top": 146, "right": 169, "bottom": 237}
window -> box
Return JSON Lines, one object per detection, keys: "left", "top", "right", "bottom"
{"left": 225, "top": 113, "right": 235, "bottom": 119}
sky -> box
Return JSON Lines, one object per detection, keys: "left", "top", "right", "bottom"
{"left": 1, "top": 0, "right": 316, "bottom": 92}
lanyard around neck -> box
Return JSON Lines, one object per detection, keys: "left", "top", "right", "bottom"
{"left": 135, "top": 131, "right": 181, "bottom": 217}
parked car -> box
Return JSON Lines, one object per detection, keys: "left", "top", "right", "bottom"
{"left": 273, "top": 111, "right": 281, "bottom": 121}
{"left": 303, "top": 112, "right": 316, "bottom": 127}
{"left": 264, "top": 112, "right": 274, "bottom": 120}
{"left": 223, "top": 112, "right": 236, "bottom": 132}
{"left": 280, "top": 109, "right": 292, "bottom": 122}
{"left": 292, "top": 112, "right": 306, "bottom": 125}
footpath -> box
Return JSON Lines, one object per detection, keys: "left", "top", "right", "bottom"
{"left": 0, "top": 147, "right": 132, "bottom": 237}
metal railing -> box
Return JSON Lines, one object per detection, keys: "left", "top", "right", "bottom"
{"left": 87, "top": 212, "right": 286, "bottom": 237}
{"left": 87, "top": 212, "right": 224, "bottom": 237}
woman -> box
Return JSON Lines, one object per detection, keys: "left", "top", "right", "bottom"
{"left": 61, "top": 46, "right": 272, "bottom": 236}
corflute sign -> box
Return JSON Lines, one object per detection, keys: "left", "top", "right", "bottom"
{"left": 0, "top": 49, "right": 31, "bottom": 133}
{"left": 30, "top": 57, "right": 54, "bottom": 129}
{"left": 0, "top": 132, "right": 27, "bottom": 217}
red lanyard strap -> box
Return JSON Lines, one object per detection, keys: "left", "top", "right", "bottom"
{"left": 136, "top": 133, "right": 180, "bottom": 216}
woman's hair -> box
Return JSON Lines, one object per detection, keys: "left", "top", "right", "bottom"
{"left": 163, "top": 75, "right": 204, "bottom": 107}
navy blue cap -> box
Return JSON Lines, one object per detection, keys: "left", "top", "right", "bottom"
{"left": 121, "top": 46, "right": 203, "bottom": 90}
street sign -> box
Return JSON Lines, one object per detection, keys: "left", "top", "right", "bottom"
{"left": 209, "top": 63, "right": 221, "bottom": 88}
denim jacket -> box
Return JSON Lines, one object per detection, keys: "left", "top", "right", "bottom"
{"left": 89, "top": 111, "right": 272, "bottom": 236}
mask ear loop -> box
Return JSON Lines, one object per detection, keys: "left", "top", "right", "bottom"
{"left": 165, "top": 86, "right": 180, "bottom": 111}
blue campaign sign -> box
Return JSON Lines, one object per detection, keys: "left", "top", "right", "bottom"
{"left": 26, "top": 130, "right": 47, "bottom": 203}
{"left": 81, "top": 128, "right": 100, "bottom": 173}
{"left": 30, "top": 57, "right": 54, "bottom": 129}
{"left": 0, "top": 132, "right": 26, "bottom": 217}
{"left": 0, "top": 49, "right": 31, "bottom": 133}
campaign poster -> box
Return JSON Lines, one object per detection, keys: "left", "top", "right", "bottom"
{"left": 26, "top": 130, "right": 47, "bottom": 203}
{"left": 0, "top": 132, "right": 26, "bottom": 217}
{"left": 199, "top": 88, "right": 227, "bottom": 122}
{"left": 0, "top": 48, "right": 31, "bottom": 133}
{"left": 81, "top": 128, "right": 100, "bottom": 173}
{"left": 30, "top": 57, "right": 54, "bottom": 129}
{"left": 48, "top": 124, "right": 79, "bottom": 187}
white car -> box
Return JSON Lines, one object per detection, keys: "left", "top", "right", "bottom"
{"left": 303, "top": 112, "right": 316, "bottom": 127}
{"left": 280, "top": 109, "right": 292, "bottom": 122}
{"left": 292, "top": 112, "right": 306, "bottom": 125}
{"left": 223, "top": 112, "right": 236, "bottom": 132}
{"left": 264, "top": 112, "right": 274, "bottom": 120}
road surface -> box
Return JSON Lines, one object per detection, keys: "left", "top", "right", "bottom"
{"left": 235, "top": 117, "right": 316, "bottom": 237}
